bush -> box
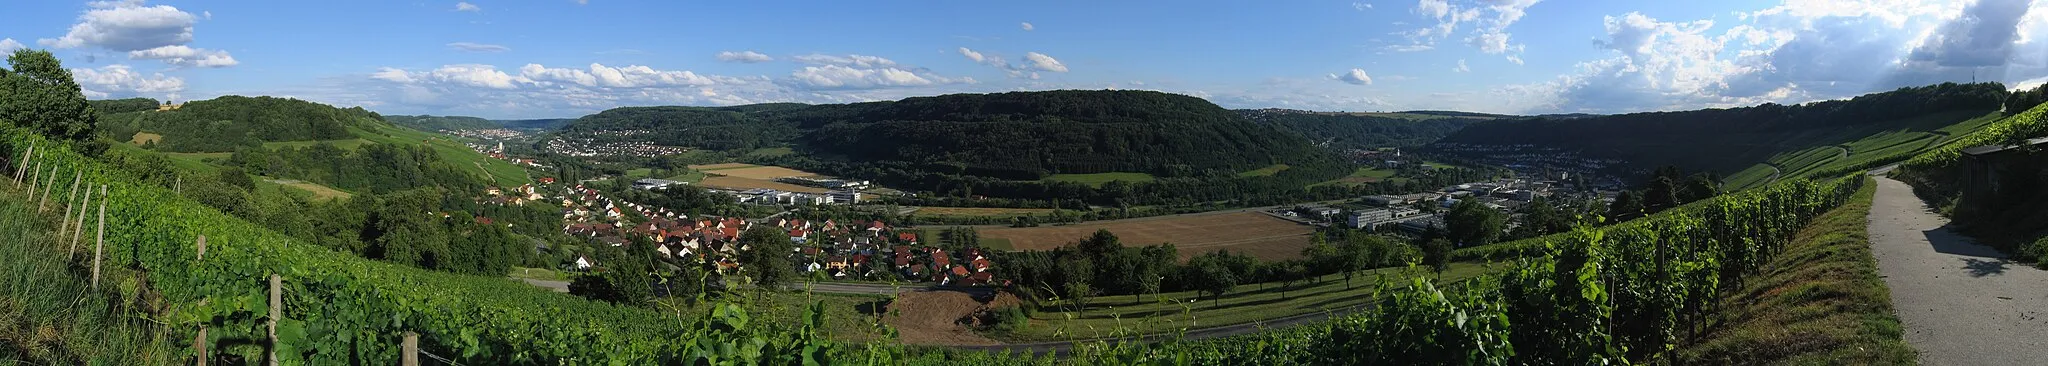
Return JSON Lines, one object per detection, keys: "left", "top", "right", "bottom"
{"left": 2023, "top": 236, "right": 2048, "bottom": 269}
{"left": 991, "top": 305, "right": 1030, "bottom": 332}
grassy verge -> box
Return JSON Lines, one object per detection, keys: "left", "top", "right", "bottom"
{"left": 1237, "top": 164, "right": 1290, "bottom": 177}
{"left": 508, "top": 266, "right": 571, "bottom": 281}
{"left": 0, "top": 183, "right": 173, "bottom": 364}
{"left": 1678, "top": 176, "right": 1916, "bottom": 365}
{"left": 1044, "top": 172, "right": 1156, "bottom": 187}
{"left": 991, "top": 262, "right": 1494, "bottom": 342}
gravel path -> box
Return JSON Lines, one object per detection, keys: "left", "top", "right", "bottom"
{"left": 1868, "top": 176, "right": 2048, "bottom": 366}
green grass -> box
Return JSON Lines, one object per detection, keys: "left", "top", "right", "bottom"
{"left": 656, "top": 291, "right": 892, "bottom": 343}
{"left": 665, "top": 170, "right": 708, "bottom": 183}
{"left": 991, "top": 262, "right": 1494, "bottom": 342}
{"left": 625, "top": 168, "right": 654, "bottom": 179}
{"left": 1723, "top": 164, "right": 1780, "bottom": 191}
{"left": 0, "top": 180, "right": 174, "bottom": 364}
{"left": 1677, "top": 177, "right": 1915, "bottom": 365}
{"left": 977, "top": 237, "right": 1014, "bottom": 251}
{"left": 746, "top": 147, "right": 795, "bottom": 158}
{"left": 351, "top": 124, "right": 531, "bottom": 187}
{"left": 508, "top": 266, "right": 571, "bottom": 281}
{"left": 262, "top": 138, "right": 371, "bottom": 151}
{"left": 1045, "top": 172, "right": 1156, "bottom": 187}
{"left": 1237, "top": 164, "right": 1291, "bottom": 177}
{"left": 1311, "top": 167, "right": 1400, "bottom": 187}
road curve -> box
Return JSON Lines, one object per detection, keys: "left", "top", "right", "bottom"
{"left": 1867, "top": 176, "right": 2048, "bottom": 365}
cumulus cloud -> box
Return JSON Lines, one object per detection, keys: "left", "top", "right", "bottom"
{"left": 1021, "top": 22, "right": 1035, "bottom": 31}
{"left": 1330, "top": 68, "right": 1374, "bottom": 85}
{"left": 789, "top": 65, "right": 940, "bottom": 89}
{"left": 1454, "top": 59, "right": 1470, "bottom": 72}
{"left": 958, "top": 47, "right": 986, "bottom": 63}
{"left": 1401, "top": 0, "right": 1543, "bottom": 62}
{"left": 41, "top": 0, "right": 198, "bottom": 51}
{"left": 70, "top": 64, "right": 184, "bottom": 98}
{"left": 791, "top": 54, "right": 898, "bottom": 68}
{"left": 1023, "top": 52, "right": 1068, "bottom": 72}
{"left": 1906, "top": 0, "right": 2030, "bottom": 68}
{"left": 447, "top": 42, "right": 510, "bottom": 53}
{"left": 456, "top": 2, "right": 481, "bottom": 12}
{"left": 128, "top": 45, "right": 238, "bottom": 68}
{"left": 1355, "top": 2, "right": 1374, "bottom": 11}
{"left": 716, "top": 50, "right": 774, "bottom": 63}
{"left": 0, "top": 39, "right": 22, "bottom": 53}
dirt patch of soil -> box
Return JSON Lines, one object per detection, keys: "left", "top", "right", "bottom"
{"left": 884, "top": 291, "right": 1012, "bottom": 346}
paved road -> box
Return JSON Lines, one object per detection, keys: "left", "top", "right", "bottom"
{"left": 1867, "top": 176, "right": 2048, "bottom": 365}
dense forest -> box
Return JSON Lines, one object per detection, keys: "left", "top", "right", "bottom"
{"left": 97, "top": 95, "right": 376, "bottom": 152}
{"left": 86, "top": 97, "right": 161, "bottom": 114}
{"left": 384, "top": 114, "right": 500, "bottom": 131}
{"left": 1434, "top": 82, "right": 2010, "bottom": 175}
{"left": 1240, "top": 109, "right": 1492, "bottom": 149}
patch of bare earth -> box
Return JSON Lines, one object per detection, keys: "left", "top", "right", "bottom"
{"left": 884, "top": 291, "right": 1017, "bottom": 346}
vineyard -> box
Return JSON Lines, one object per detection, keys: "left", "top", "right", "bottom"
{"left": 3, "top": 121, "right": 1876, "bottom": 364}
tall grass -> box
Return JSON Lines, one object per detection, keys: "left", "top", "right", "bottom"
{"left": 0, "top": 184, "right": 172, "bottom": 364}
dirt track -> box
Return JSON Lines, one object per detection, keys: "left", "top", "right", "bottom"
{"left": 884, "top": 291, "right": 1003, "bottom": 346}
{"left": 1868, "top": 176, "right": 2048, "bottom": 365}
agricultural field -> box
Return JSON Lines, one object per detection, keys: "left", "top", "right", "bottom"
{"left": 1314, "top": 167, "right": 1401, "bottom": 186}
{"left": 993, "top": 262, "right": 1494, "bottom": 342}
{"left": 1237, "top": 164, "right": 1291, "bottom": 177}
{"left": 128, "top": 132, "right": 162, "bottom": 145}
{"left": 262, "top": 138, "right": 372, "bottom": 151}
{"left": 980, "top": 211, "right": 1315, "bottom": 261}
{"left": 266, "top": 178, "right": 353, "bottom": 201}
{"left": 684, "top": 163, "right": 835, "bottom": 193}
{"left": 911, "top": 206, "right": 1054, "bottom": 217}
{"left": 1722, "top": 111, "right": 2003, "bottom": 191}
{"left": 1044, "top": 172, "right": 1157, "bottom": 187}
{"left": 699, "top": 176, "right": 833, "bottom": 194}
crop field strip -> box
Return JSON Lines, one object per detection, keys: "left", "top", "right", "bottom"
{"left": 980, "top": 211, "right": 1316, "bottom": 261}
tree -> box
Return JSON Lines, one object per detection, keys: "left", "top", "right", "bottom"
{"left": 1337, "top": 235, "right": 1387, "bottom": 289}
{"left": 1301, "top": 236, "right": 1341, "bottom": 282}
{"left": 1422, "top": 238, "right": 1452, "bottom": 278}
{"left": 1445, "top": 199, "right": 1505, "bottom": 247}
{"left": 1608, "top": 190, "right": 1645, "bottom": 221}
{"left": 739, "top": 226, "right": 797, "bottom": 289}
{"left": 1682, "top": 173, "right": 1719, "bottom": 202}
{"left": 1189, "top": 261, "right": 1237, "bottom": 308}
{"left": 0, "top": 50, "right": 98, "bottom": 144}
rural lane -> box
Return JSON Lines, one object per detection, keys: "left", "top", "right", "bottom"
{"left": 1867, "top": 176, "right": 2048, "bottom": 365}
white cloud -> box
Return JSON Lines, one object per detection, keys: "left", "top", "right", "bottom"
{"left": 1355, "top": 2, "right": 1374, "bottom": 11}
{"left": 1381, "top": 44, "right": 1435, "bottom": 52}
{"left": 1401, "top": 0, "right": 1543, "bottom": 60}
{"left": 1021, "top": 22, "right": 1035, "bottom": 31}
{"left": 1331, "top": 68, "right": 1374, "bottom": 85}
{"left": 455, "top": 2, "right": 481, "bottom": 12}
{"left": 447, "top": 42, "right": 510, "bottom": 53}
{"left": 791, "top": 54, "right": 899, "bottom": 68}
{"left": 1023, "top": 52, "right": 1068, "bottom": 72}
{"left": 371, "top": 67, "right": 416, "bottom": 83}
{"left": 127, "top": 45, "right": 238, "bottom": 67}
{"left": 41, "top": 0, "right": 198, "bottom": 51}
{"left": 715, "top": 50, "right": 774, "bottom": 63}
{"left": 0, "top": 39, "right": 22, "bottom": 54}
{"left": 958, "top": 47, "right": 986, "bottom": 62}
{"left": 790, "top": 65, "right": 940, "bottom": 89}
{"left": 430, "top": 64, "right": 521, "bottom": 89}
{"left": 70, "top": 64, "right": 184, "bottom": 98}
{"left": 1454, "top": 59, "right": 1470, "bottom": 72}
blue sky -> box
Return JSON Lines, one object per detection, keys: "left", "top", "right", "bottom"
{"left": 4, "top": 0, "right": 2044, "bottom": 119}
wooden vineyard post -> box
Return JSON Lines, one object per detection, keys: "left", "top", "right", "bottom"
{"left": 69, "top": 185, "right": 91, "bottom": 255}
{"left": 26, "top": 159, "right": 40, "bottom": 199}
{"left": 402, "top": 332, "right": 420, "bottom": 366}
{"left": 12, "top": 142, "right": 30, "bottom": 186}
{"left": 195, "top": 236, "right": 208, "bottom": 366}
{"left": 268, "top": 274, "right": 281, "bottom": 366}
{"left": 40, "top": 165, "right": 57, "bottom": 210}
{"left": 60, "top": 173, "right": 79, "bottom": 239}
{"left": 90, "top": 185, "right": 105, "bottom": 289}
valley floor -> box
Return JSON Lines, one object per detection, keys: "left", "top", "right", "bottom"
{"left": 1869, "top": 176, "right": 2048, "bottom": 365}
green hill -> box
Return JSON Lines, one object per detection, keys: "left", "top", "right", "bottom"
{"left": 384, "top": 115, "right": 500, "bottom": 131}
{"left": 1434, "top": 82, "right": 2009, "bottom": 180}
{"left": 1240, "top": 108, "right": 1490, "bottom": 149}
{"left": 97, "top": 95, "right": 373, "bottom": 152}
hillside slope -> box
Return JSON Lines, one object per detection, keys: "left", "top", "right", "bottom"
{"left": 1239, "top": 108, "right": 1491, "bottom": 149}
{"left": 97, "top": 96, "right": 374, "bottom": 152}
{"left": 1433, "top": 82, "right": 2008, "bottom": 178}
{"left": 384, "top": 115, "right": 500, "bottom": 131}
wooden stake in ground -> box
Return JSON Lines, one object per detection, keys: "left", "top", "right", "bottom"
{"left": 91, "top": 185, "right": 105, "bottom": 289}
{"left": 70, "top": 184, "right": 91, "bottom": 256}
{"left": 402, "top": 332, "right": 419, "bottom": 366}
{"left": 12, "top": 142, "right": 30, "bottom": 186}
{"left": 26, "top": 160, "right": 41, "bottom": 199}
{"left": 62, "top": 172, "right": 80, "bottom": 231}
{"left": 268, "top": 274, "right": 280, "bottom": 366}
{"left": 39, "top": 165, "right": 58, "bottom": 210}
{"left": 195, "top": 236, "right": 208, "bottom": 366}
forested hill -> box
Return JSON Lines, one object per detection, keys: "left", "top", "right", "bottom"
{"left": 1431, "top": 82, "right": 2009, "bottom": 175}
{"left": 493, "top": 118, "right": 576, "bottom": 130}
{"left": 385, "top": 115, "right": 499, "bottom": 131}
{"left": 1240, "top": 109, "right": 1496, "bottom": 149}
{"left": 562, "top": 90, "right": 1326, "bottom": 178}
{"left": 97, "top": 95, "right": 382, "bottom": 152}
